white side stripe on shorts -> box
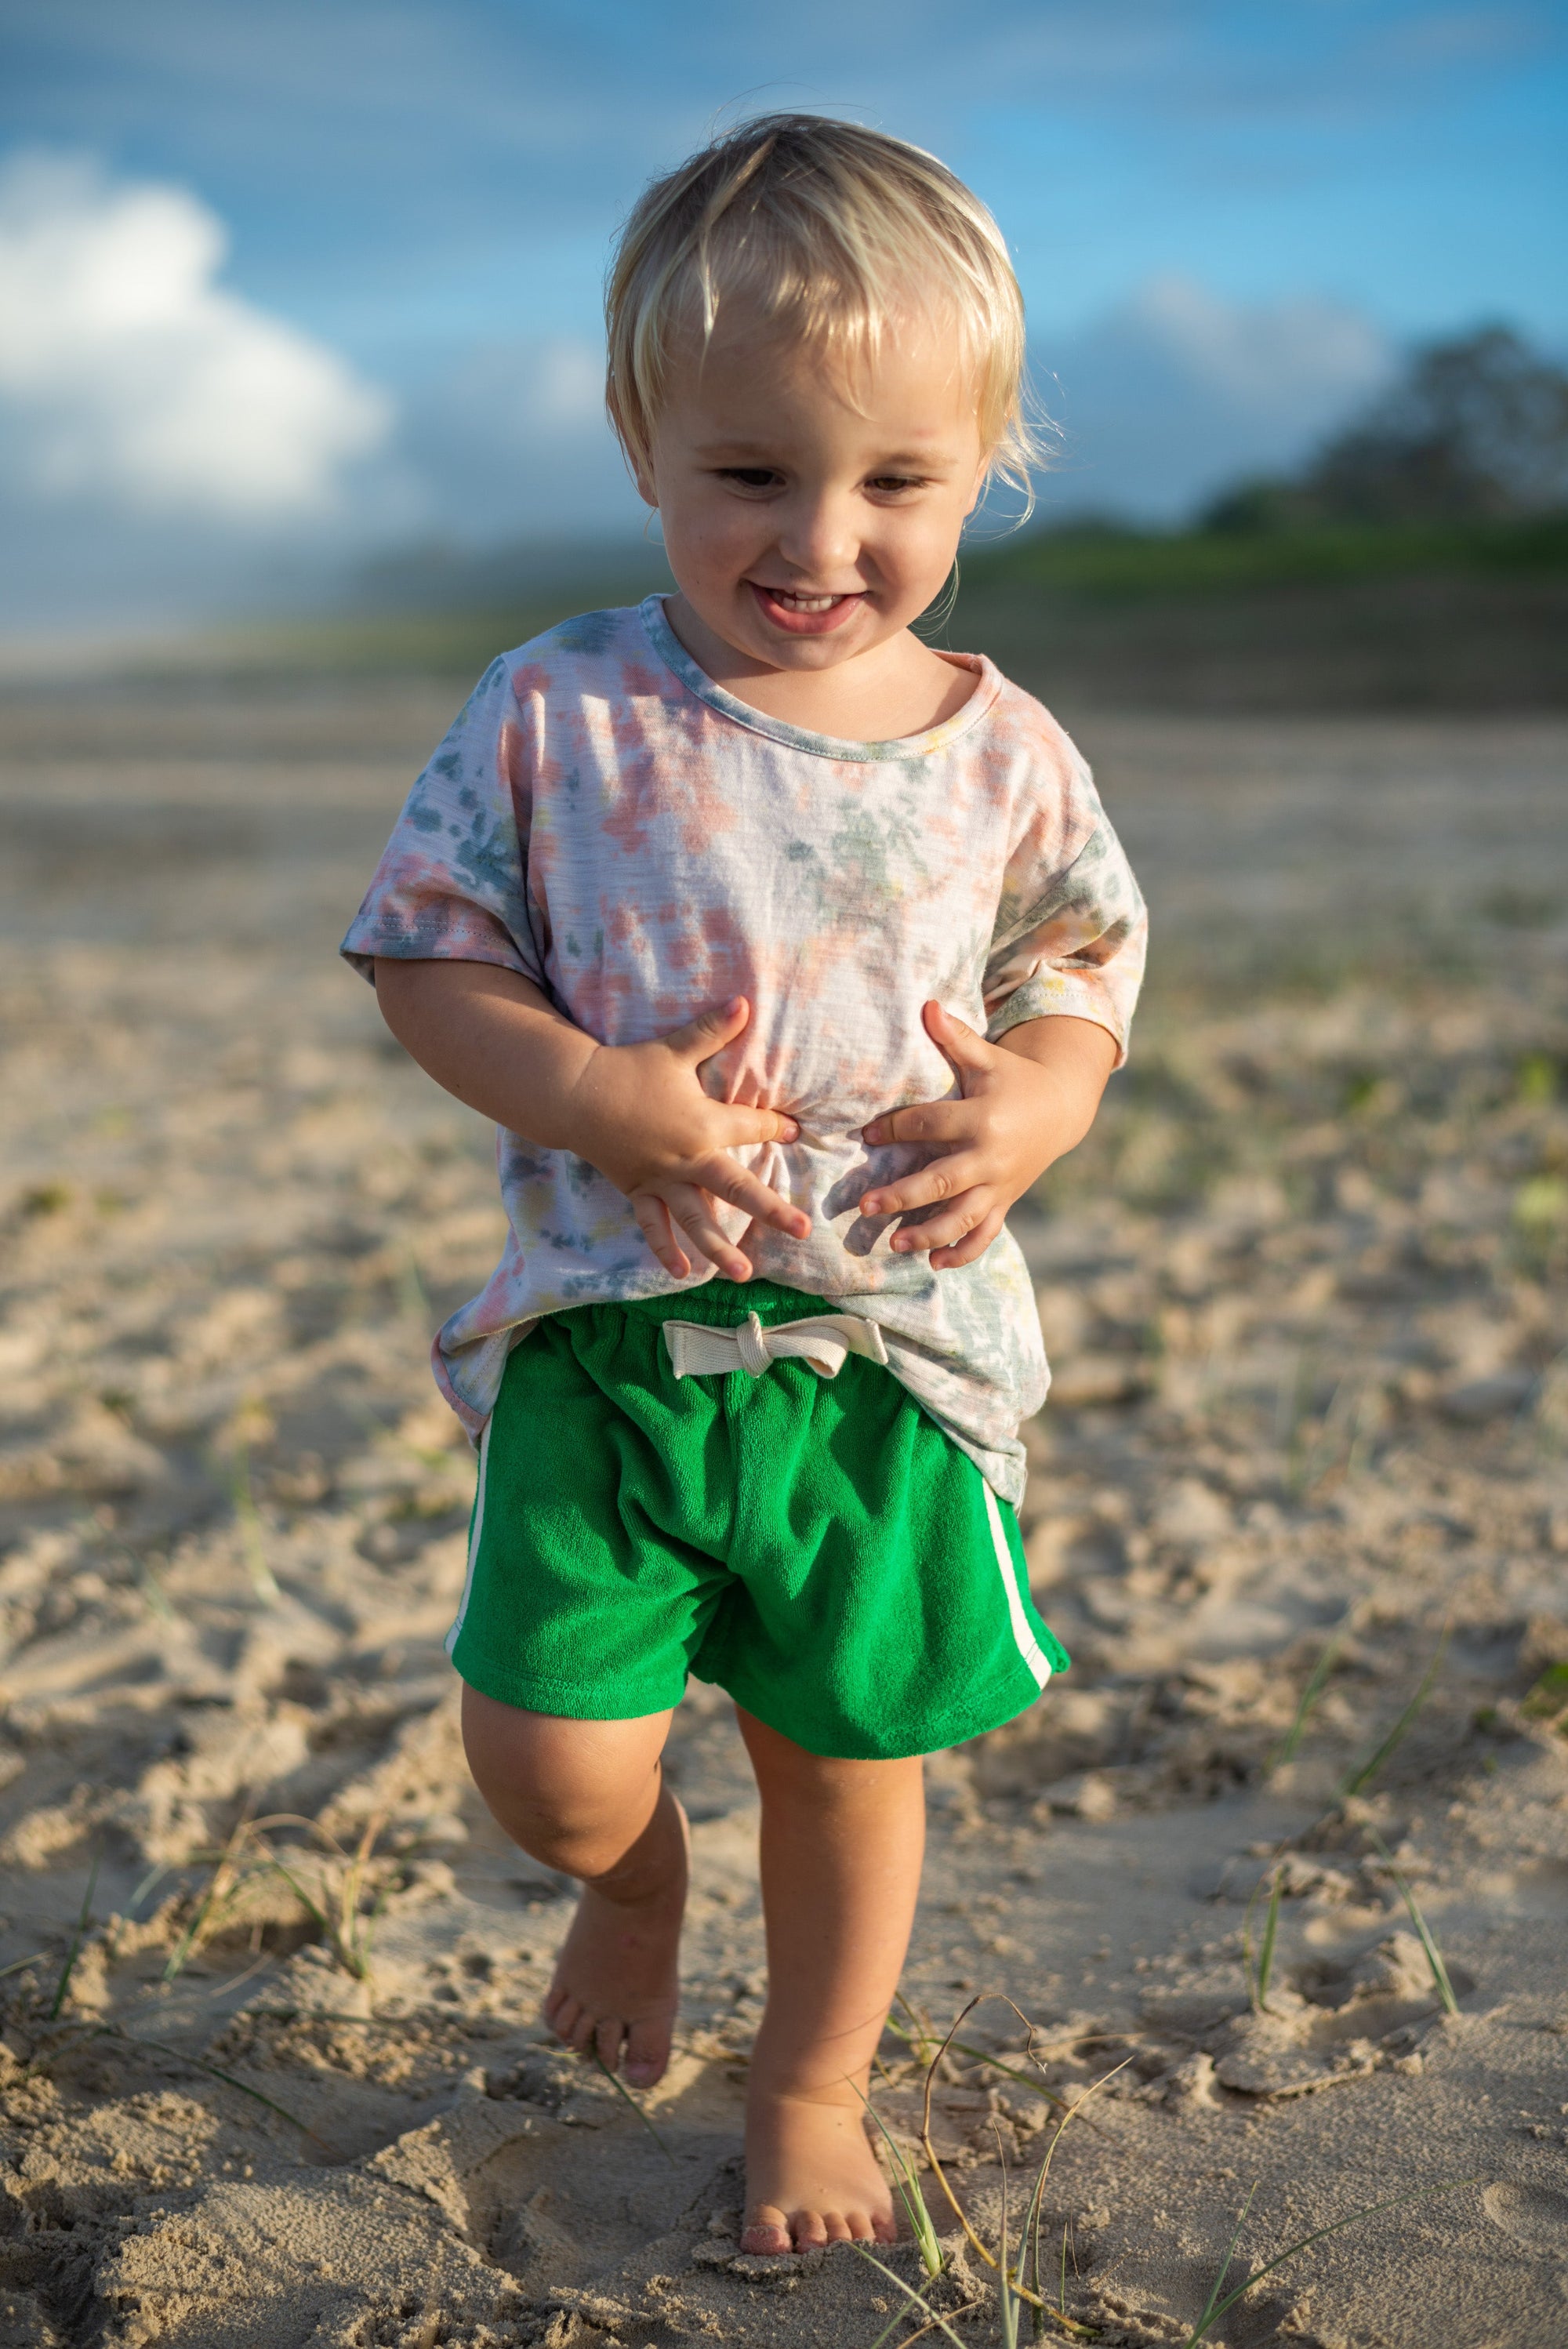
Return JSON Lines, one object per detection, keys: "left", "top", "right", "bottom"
{"left": 444, "top": 1417, "right": 492, "bottom": 1658}
{"left": 982, "top": 1479, "right": 1052, "bottom": 1690}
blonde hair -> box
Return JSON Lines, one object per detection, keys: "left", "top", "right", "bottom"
{"left": 604, "top": 113, "right": 1045, "bottom": 509}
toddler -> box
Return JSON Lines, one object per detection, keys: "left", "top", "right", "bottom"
{"left": 343, "top": 114, "right": 1145, "bottom": 2256}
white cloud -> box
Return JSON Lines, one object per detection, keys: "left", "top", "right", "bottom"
{"left": 1031, "top": 276, "right": 1397, "bottom": 521}
{"left": 0, "top": 154, "right": 390, "bottom": 521}
{"left": 1110, "top": 276, "right": 1394, "bottom": 412}
{"left": 394, "top": 336, "right": 642, "bottom": 541}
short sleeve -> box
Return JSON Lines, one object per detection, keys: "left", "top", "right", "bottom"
{"left": 982, "top": 746, "right": 1147, "bottom": 1066}
{"left": 339, "top": 655, "right": 545, "bottom": 989}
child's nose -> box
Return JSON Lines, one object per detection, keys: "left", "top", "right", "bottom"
{"left": 775, "top": 493, "right": 858, "bottom": 579}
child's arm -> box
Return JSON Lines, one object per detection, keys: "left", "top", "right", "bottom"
{"left": 857, "top": 1001, "right": 1116, "bottom": 1269}
{"left": 374, "top": 958, "right": 810, "bottom": 1282}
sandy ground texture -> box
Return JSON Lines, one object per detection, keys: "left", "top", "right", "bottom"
{"left": 1, "top": 676, "right": 1566, "bottom": 2348}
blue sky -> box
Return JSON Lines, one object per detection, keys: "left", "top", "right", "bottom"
{"left": 1, "top": 0, "right": 1564, "bottom": 628}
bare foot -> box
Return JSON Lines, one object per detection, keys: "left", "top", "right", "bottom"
{"left": 740, "top": 2084, "right": 898, "bottom": 2254}
{"left": 543, "top": 1787, "right": 688, "bottom": 2089}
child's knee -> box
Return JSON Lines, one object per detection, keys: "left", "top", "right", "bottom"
{"left": 459, "top": 1683, "right": 670, "bottom": 1873}
{"left": 513, "top": 1812, "right": 631, "bottom": 1881}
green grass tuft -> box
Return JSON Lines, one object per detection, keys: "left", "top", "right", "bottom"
{"left": 1181, "top": 2180, "right": 1476, "bottom": 2347}
{"left": 47, "top": 1853, "right": 100, "bottom": 2020}
{"left": 1270, "top": 1624, "right": 1348, "bottom": 1770}
{"left": 1339, "top": 1617, "right": 1450, "bottom": 1799}
{"left": 1363, "top": 1830, "right": 1461, "bottom": 2017}
{"left": 851, "top": 2075, "right": 944, "bottom": 2276}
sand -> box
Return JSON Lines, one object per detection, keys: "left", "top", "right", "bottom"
{"left": 1, "top": 673, "right": 1566, "bottom": 2347}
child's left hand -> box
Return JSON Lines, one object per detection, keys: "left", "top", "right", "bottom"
{"left": 858, "top": 1001, "right": 1117, "bottom": 1269}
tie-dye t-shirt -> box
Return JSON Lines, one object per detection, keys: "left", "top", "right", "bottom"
{"left": 342, "top": 597, "right": 1146, "bottom": 1504}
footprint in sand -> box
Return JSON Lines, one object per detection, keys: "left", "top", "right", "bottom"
{"left": 1481, "top": 2182, "right": 1568, "bottom": 2254}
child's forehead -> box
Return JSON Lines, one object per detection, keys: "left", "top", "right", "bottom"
{"left": 689, "top": 285, "right": 961, "bottom": 368}
{"left": 660, "top": 300, "right": 984, "bottom": 435}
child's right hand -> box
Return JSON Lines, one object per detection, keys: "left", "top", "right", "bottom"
{"left": 566, "top": 997, "right": 808, "bottom": 1281}
{"left": 373, "top": 961, "right": 804, "bottom": 1283}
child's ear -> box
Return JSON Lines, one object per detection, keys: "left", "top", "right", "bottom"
{"left": 964, "top": 453, "right": 993, "bottom": 519}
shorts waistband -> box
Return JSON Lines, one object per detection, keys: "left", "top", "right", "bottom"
{"left": 612, "top": 1278, "right": 838, "bottom": 1331}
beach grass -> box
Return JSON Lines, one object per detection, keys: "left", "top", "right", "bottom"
{"left": 855, "top": 1984, "right": 1481, "bottom": 2343}
{"left": 46, "top": 1852, "right": 100, "bottom": 2020}
{"left": 1339, "top": 1617, "right": 1451, "bottom": 1799}
{"left": 1242, "top": 1863, "right": 1286, "bottom": 2014}
{"left": 1269, "top": 1623, "right": 1349, "bottom": 1771}
{"left": 1363, "top": 1830, "right": 1461, "bottom": 2017}
{"left": 1178, "top": 2180, "right": 1476, "bottom": 2348}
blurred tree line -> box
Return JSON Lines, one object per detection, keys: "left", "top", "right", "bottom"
{"left": 258, "top": 325, "right": 1566, "bottom": 710}
{"left": 1203, "top": 327, "right": 1568, "bottom": 532}
{"left": 930, "top": 324, "right": 1568, "bottom": 711}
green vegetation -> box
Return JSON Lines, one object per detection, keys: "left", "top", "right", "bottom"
{"left": 1202, "top": 327, "right": 1568, "bottom": 531}
{"left": 1522, "top": 1658, "right": 1568, "bottom": 1730}
{"left": 1363, "top": 1829, "right": 1461, "bottom": 2018}
{"left": 946, "top": 324, "right": 1568, "bottom": 705}
{"left": 855, "top": 1986, "right": 1474, "bottom": 2343}
{"left": 1243, "top": 1864, "right": 1285, "bottom": 2015}
{"left": 1178, "top": 2180, "right": 1477, "bottom": 2349}
{"left": 953, "top": 511, "right": 1568, "bottom": 602}
{"left": 148, "top": 506, "right": 1567, "bottom": 711}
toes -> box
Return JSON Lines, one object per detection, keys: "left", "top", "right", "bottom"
{"left": 739, "top": 2209, "right": 793, "bottom": 2257}
{"left": 872, "top": 2212, "right": 898, "bottom": 2244}
{"left": 623, "top": 2014, "right": 671, "bottom": 2090}
{"left": 592, "top": 2014, "right": 626, "bottom": 2072}
{"left": 739, "top": 2206, "right": 877, "bottom": 2256}
{"left": 545, "top": 1992, "right": 579, "bottom": 2042}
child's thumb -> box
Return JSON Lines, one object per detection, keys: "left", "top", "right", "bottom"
{"left": 924, "top": 998, "right": 992, "bottom": 1067}
{"left": 663, "top": 995, "right": 750, "bottom": 1059}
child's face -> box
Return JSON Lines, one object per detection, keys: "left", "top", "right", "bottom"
{"left": 638, "top": 304, "right": 989, "bottom": 673}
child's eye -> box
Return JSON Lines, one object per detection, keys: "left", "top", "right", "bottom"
{"left": 865, "top": 474, "right": 926, "bottom": 496}
{"left": 719, "top": 468, "right": 783, "bottom": 492}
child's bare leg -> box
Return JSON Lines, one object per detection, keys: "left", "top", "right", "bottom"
{"left": 735, "top": 1712, "right": 926, "bottom": 2254}
{"left": 461, "top": 1687, "right": 687, "bottom": 2088}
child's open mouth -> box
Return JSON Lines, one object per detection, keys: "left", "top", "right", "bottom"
{"left": 749, "top": 583, "right": 866, "bottom": 636}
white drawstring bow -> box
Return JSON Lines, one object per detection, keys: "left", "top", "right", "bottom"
{"left": 662, "top": 1309, "right": 889, "bottom": 1381}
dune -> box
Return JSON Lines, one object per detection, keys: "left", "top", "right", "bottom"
{"left": 1, "top": 670, "right": 1565, "bottom": 2345}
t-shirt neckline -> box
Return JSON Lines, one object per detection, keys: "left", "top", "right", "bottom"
{"left": 638, "top": 594, "right": 1000, "bottom": 761}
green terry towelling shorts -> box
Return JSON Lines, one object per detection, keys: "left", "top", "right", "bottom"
{"left": 446, "top": 1278, "right": 1069, "bottom": 1761}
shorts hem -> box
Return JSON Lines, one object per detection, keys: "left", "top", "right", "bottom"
{"left": 450, "top": 1646, "right": 685, "bottom": 1722}
{"left": 707, "top": 1668, "right": 1055, "bottom": 1761}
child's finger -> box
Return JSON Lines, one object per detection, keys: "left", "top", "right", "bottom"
{"left": 631, "top": 1193, "right": 690, "bottom": 1280}
{"left": 860, "top": 1098, "right": 973, "bottom": 1149}
{"left": 888, "top": 1185, "right": 993, "bottom": 1254}
{"left": 859, "top": 1151, "right": 985, "bottom": 1220}
{"left": 663, "top": 1185, "right": 755, "bottom": 1281}
{"left": 929, "top": 1205, "right": 1007, "bottom": 1269}
{"left": 660, "top": 995, "right": 752, "bottom": 1062}
{"left": 689, "top": 1152, "right": 811, "bottom": 1240}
